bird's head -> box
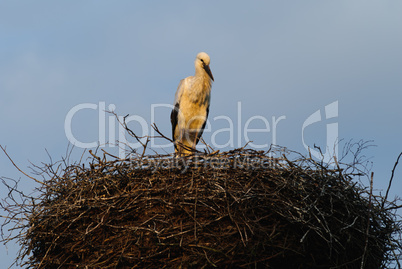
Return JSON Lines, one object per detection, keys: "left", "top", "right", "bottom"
{"left": 195, "top": 52, "right": 214, "bottom": 81}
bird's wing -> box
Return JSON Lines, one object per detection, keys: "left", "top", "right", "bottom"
{"left": 170, "top": 102, "right": 179, "bottom": 143}
{"left": 195, "top": 106, "right": 209, "bottom": 145}
{"left": 170, "top": 79, "right": 185, "bottom": 143}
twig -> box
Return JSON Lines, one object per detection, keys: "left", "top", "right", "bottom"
{"left": 361, "top": 172, "right": 374, "bottom": 269}
{"left": 0, "top": 145, "right": 48, "bottom": 187}
{"left": 383, "top": 152, "right": 402, "bottom": 209}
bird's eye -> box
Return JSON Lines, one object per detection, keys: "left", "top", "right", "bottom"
{"left": 200, "top": 59, "right": 204, "bottom": 63}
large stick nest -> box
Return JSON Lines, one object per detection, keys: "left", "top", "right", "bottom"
{"left": 1, "top": 146, "right": 402, "bottom": 268}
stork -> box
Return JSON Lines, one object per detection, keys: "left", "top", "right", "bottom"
{"left": 170, "top": 52, "right": 214, "bottom": 155}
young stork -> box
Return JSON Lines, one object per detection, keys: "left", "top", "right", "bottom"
{"left": 170, "top": 52, "right": 214, "bottom": 155}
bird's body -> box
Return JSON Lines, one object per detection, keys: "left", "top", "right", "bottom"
{"left": 171, "top": 52, "right": 214, "bottom": 155}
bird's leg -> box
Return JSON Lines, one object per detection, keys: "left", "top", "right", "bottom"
{"left": 193, "top": 130, "right": 199, "bottom": 153}
{"left": 178, "top": 129, "right": 184, "bottom": 156}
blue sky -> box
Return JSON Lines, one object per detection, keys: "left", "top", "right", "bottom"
{"left": 1, "top": 1, "right": 402, "bottom": 266}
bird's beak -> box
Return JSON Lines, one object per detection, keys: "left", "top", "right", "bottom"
{"left": 203, "top": 64, "right": 214, "bottom": 81}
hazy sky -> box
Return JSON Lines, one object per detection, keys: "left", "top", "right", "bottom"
{"left": 1, "top": 1, "right": 402, "bottom": 266}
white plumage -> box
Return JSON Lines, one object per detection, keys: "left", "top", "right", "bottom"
{"left": 170, "top": 52, "right": 214, "bottom": 155}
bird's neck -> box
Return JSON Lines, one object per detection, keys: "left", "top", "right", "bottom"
{"left": 187, "top": 69, "right": 212, "bottom": 105}
{"left": 194, "top": 67, "right": 212, "bottom": 88}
